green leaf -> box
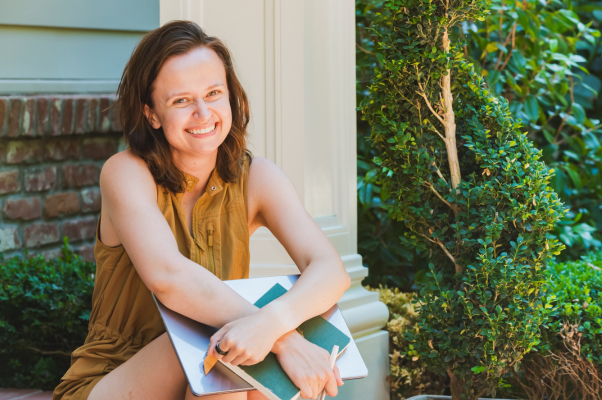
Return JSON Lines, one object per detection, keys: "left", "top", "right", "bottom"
{"left": 571, "top": 102, "right": 586, "bottom": 124}
{"left": 524, "top": 95, "right": 540, "bottom": 122}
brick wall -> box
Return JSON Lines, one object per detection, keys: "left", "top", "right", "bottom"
{"left": 0, "top": 95, "right": 124, "bottom": 261}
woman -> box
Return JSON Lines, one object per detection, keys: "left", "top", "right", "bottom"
{"left": 52, "top": 20, "right": 351, "bottom": 400}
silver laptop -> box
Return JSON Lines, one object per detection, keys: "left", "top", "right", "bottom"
{"left": 153, "top": 274, "right": 368, "bottom": 396}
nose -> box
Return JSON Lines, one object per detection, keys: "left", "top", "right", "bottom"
{"left": 193, "top": 99, "right": 212, "bottom": 121}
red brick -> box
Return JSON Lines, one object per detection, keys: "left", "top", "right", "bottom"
{"left": 88, "top": 98, "right": 99, "bottom": 132}
{"left": 24, "top": 222, "right": 59, "bottom": 247}
{"left": 63, "top": 216, "right": 97, "bottom": 242}
{"left": 6, "top": 140, "right": 43, "bottom": 164}
{"left": 50, "top": 97, "right": 63, "bottom": 136}
{"left": 4, "top": 196, "right": 42, "bottom": 220}
{"left": 76, "top": 244, "right": 96, "bottom": 262}
{"left": 0, "top": 225, "right": 20, "bottom": 252}
{"left": 37, "top": 97, "right": 49, "bottom": 136}
{"left": 45, "top": 138, "right": 79, "bottom": 161}
{"left": 0, "top": 97, "right": 8, "bottom": 136}
{"left": 25, "top": 166, "right": 56, "bottom": 192}
{"left": 75, "top": 98, "right": 88, "bottom": 134}
{"left": 83, "top": 137, "right": 116, "bottom": 160}
{"left": 44, "top": 192, "right": 80, "bottom": 218}
{"left": 62, "top": 164, "right": 99, "bottom": 188}
{"left": 81, "top": 187, "right": 101, "bottom": 212}
{"left": 0, "top": 169, "right": 20, "bottom": 194}
{"left": 111, "top": 98, "right": 122, "bottom": 132}
{"left": 99, "top": 97, "right": 111, "bottom": 133}
{"left": 7, "top": 97, "right": 22, "bottom": 137}
{"left": 62, "top": 98, "right": 74, "bottom": 135}
{"left": 22, "top": 97, "right": 36, "bottom": 136}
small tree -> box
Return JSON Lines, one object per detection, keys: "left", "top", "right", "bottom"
{"left": 360, "top": 0, "right": 566, "bottom": 398}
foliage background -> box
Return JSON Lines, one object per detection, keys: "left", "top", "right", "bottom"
{"left": 356, "top": 0, "right": 602, "bottom": 291}
{"left": 0, "top": 240, "right": 95, "bottom": 390}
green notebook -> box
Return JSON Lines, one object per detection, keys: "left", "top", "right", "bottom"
{"left": 218, "top": 283, "right": 351, "bottom": 400}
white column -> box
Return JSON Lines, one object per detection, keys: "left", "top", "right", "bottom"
{"left": 160, "top": 2, "right": 390, "bottom": 398}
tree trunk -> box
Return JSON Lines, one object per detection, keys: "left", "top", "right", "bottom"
{"left": 447, "top": 368, "right": 465, "bottom": 400}
{"left": 441, "top": 29, "right": 461, "bottom": 190}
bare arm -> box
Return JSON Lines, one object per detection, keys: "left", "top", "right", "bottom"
{"left": 245, "top": 157, "right": 351, "bottom": 333}
{"left": 100, "top": 151, "right": 259, "bottom": 327}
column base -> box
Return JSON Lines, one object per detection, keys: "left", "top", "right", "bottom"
{"left": 333, "top": 330, "right": 390, "bottom": 400}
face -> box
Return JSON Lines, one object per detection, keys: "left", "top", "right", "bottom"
{"left": 145, "top": 46, "right": 232, "bottom": 163}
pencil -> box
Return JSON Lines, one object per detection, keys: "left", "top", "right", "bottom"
{"left": 319, "top": 345, "right": 339, "bottom": 400}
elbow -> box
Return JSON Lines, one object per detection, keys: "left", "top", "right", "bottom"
{"left": 340, "top": 260, "right": 351, "bottom": 292}
{"left": 143, "top": 258, "right": 177, "bottom": 297}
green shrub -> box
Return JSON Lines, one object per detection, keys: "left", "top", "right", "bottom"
{"left": 465, "top": 0, "right": 602, "bottom": 260}
{"left": 543, "top": 252, "right": 602, "bottom": 366}
{"left": 0, "top": 239, "right": 95, "bottom": 390}
{"left": 357, "top": 0, "right": 427, "bottom": 291}
{"left": 368, "top": 285, "right": 447, "bottom": 399}
{"left": 359, "top": 0, "right": 566, "bottom": 397}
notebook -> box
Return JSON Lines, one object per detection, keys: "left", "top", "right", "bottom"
{"left": 153, "top": 274, "right": 368, "bottom": 397}
{"left": 218, "top": 283, "right": 351, "bottom": 400}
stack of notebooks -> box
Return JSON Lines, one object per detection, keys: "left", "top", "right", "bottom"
{"left": 206, "top": 283, "right": 351, "bottom": 400}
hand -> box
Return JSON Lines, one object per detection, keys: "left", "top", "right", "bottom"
{"left": 273, "top": 330, "right": 343, "bottom": 399}
{"left": 208, "top": 310, "right": 283, "bottom": 366}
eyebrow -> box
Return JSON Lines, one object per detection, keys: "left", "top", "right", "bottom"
{"left": 166, "top": 84, "right": 225, "bottom": 102}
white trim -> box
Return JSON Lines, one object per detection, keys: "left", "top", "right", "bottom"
{"left": 0, "top": 79, "right": 118, "bottom": 94}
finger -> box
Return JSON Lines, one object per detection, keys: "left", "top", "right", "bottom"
{"left": 333, "top": 363, "right": 343, "bottom": 386}
{"left": 228, "top": 352, "right": 252, "bottom": 366}
{"left": 324, "top": 372, "right": 338, "bottom": 397}
{"left": 220, "top": 341, "right": 241, "bottom": 364}
{"left": 298, "top": 383, "right": 313, "bottom": 399}
{"left": 208, "top": 329, "right": 228, "bottom": 360}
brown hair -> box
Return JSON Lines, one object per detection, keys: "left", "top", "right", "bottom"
{"left": 116, "top": 20, "right": 251, "bottom": 193}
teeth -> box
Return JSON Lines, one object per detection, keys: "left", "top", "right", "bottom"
{"left": 187, "top": 124, "right": 215, "bottom": 134}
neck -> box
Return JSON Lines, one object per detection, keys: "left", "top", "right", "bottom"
{"left": 172, "top": 148, "right": 218, "bottom": 191}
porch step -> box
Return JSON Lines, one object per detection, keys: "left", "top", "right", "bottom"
{"left": 0, "top": 389, "right": 53, "bottom": 400}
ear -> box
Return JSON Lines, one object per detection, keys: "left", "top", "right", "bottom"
{"left": 144, "top": 104, "right": 162, "bottom": 129}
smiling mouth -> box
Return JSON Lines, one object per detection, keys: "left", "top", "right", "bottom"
{"left": 185, "top": 123, "right": 217, "bottom": 135}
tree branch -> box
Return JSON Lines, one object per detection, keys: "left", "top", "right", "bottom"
{"left": 499, "top": 22, "right": 516, "bottom": 72}
{"left": 431, "top": 161, "right": 448, "bottom": 186}
{"left": 425, "top": 182, "right": 460, "bottom": 217}
{"left": 420, "top": 232, "right": 463, "bottom": 274}
{"left": 27, "top": 346, "right": 71, "bottom": 357}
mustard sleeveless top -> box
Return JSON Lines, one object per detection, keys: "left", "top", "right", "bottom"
{"left": 52, "top": 154, "right": 252, "bottom": 400}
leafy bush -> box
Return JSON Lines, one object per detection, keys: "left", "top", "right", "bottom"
{"left": 355, "top": 0, "right": 602, "bottom": 285}
{"left": 543, "top": 252, "right": 602, "bottom": 366}
{"left": 359, "top": 0, "right": 566, "bottom": 398}
{"left": 464, "top": 0, "right": 602, "bottom": 260}
{"left": 368, "top": 285, "right": 447, "bottom": 399}
{"left": 357, "top": 0, "right": 427, "bottom": 291}
{"left": 501, "top": 253, "right": 602, "bottom": 399}
{"left": 0, "top": 239, "right": 95, "bottom": 390}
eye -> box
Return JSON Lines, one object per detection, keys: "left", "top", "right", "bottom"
{"left": 174, "top": 98, "right": 188, "bottom": 104}
{"left": 208, "top": 90, "right": 220, "bottom": 96}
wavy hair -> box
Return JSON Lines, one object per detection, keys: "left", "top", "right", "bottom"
{"left": 115, "top": 20, "right": 251, "bottom": 193}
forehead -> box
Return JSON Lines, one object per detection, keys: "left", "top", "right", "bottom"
{"left": 154, "top": 46, "right": 227, "bottom": 99}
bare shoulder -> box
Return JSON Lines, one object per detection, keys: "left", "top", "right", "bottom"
{"left": 247, "top": 156, "right": 295, "bottom": 200}
{"left": 247, "top": 156, "right": 301, "bottom": 232}
{"left": 248, "top": 156, "right": 288, "bottom": 185}
{"left": 100, "top": 149, "right": 157, "bottom": 203}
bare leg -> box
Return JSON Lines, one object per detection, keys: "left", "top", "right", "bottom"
{"left": 88, "top": 332, "right": 241, "bottom": 400}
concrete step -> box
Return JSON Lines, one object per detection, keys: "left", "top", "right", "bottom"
{"left": 0, "top": 388, "right": 53, "bottom": 400}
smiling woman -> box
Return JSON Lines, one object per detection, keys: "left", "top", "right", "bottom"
{"left": 116, "top": 22, "right": 250, "bottom": 194}
{"left": 51, "top": 21, "right": 351, "bottom": 400}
